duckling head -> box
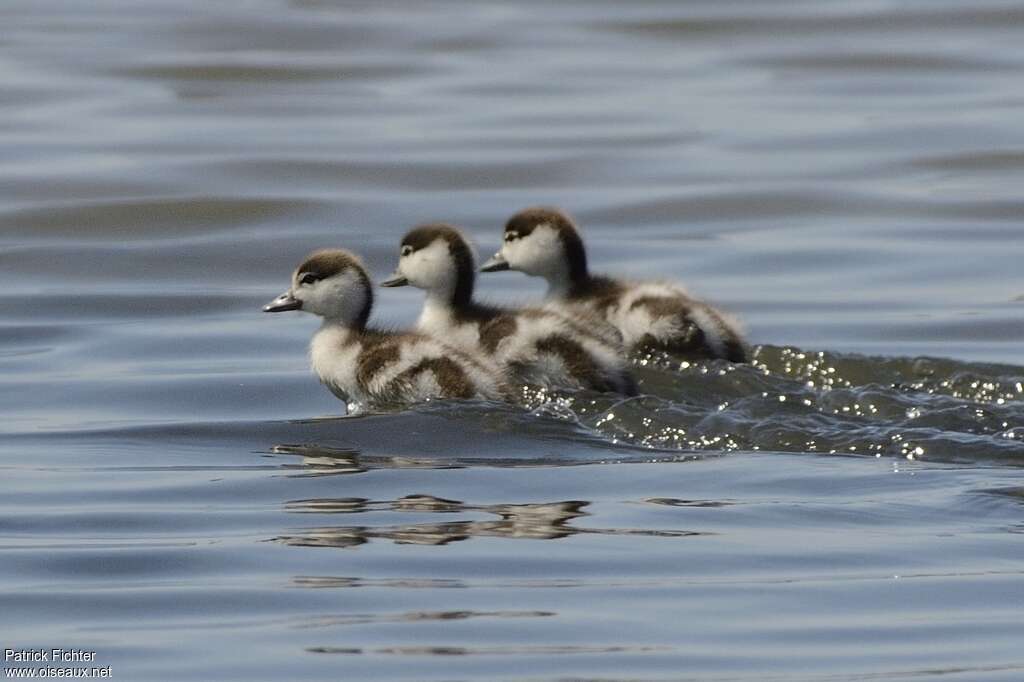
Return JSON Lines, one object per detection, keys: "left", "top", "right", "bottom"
{"left": 480, "top": 207, "right": 588, "bottom": 288}
{"left": 381, "top": 223, "right": 476, "bottom": 306}
{"left": 264, "top": 249, "right": 373, "bottom": 327}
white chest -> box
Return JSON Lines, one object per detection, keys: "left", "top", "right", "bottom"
{"left": 309, "top": 326, "right": 362, "bottom": 401}
{"left": 416, "top": 302, "right": 480, "bottom": 351}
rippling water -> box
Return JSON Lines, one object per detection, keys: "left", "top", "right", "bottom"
{"left": 3, "top": 1, "right": 1024, "bottom": 680}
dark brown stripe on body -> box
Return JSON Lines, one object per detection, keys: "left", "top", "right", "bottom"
{"left": 628, "top": 296, "right": 748, "bottom": 362}
{"left": 477, "top": 314, "right": 519, "bottom": 354}
{"left": 695, "top": 306, "right": 748, "bottom": 363}
{"left": 629, "top": 294, "right": 694, "bottom": 318}
{"left": 534, "top": 334, "right": 609, "bottom": 392}
{"left": 568, "top": 275, "right": 623, "bottom": 311}
{"left": 356, "top": 343, "right": 401, "bottom": 387}
{"left": 638, "top": 327, "right": 706, "bottom": 356}
{"left": 392, "top": 356, "right": 476, "bottom": 399}
{"left": 630, "top": 294, "right": 708, "bottom": 357}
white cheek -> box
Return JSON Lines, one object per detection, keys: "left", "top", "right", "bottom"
{"left": 302, "top": 271, "right": 367, "bottom": 320}
{"left": 294, "top": 284, "right": 322, "bottom": 311}
{"left": 515, "top": 227, "right": 562, "bottom": 275}
{"left": 398, "top": 256, "right": 420, "bottom": 283}
{"left": 504, "top": 239, "right": 534, "bottom": 270}
{"left": 313, "top": 279, "right": 344, "bottom": 309}
{"left": 402, "top": 257, "right": 425, "bottom": 287}
{"left": 314, "top": 283, "right": 336, "bottom": 309}
{"left": 405, "top": 242, "right": 454, "bottom": 291}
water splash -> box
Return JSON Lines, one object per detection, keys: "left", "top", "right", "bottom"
{"left": 518, "top": 345, "right": 1024, "bottom": 462}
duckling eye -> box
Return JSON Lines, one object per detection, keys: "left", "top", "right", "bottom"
{"left": 299, "top": 273, "right": 318, "bottom": 286}
{"left": 400, "top": 245, "right": 413, "bottom": 257}
{"left": 504, "top": 231, "right": 518, "bottom": 242}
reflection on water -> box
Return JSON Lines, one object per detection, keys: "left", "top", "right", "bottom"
{"left": 273, "top": 444, "right": 368, "bottom": 476}
{"left": 275, "top": 496, "right": 705, "bottom": 548}
{"left": 306, "top": 644, "right": 670, "bottom": 656}
{"left": 274, "top": 499, "right": 586, "bottom": 547}
{"left": 295, "top": 609, "right": 555, "bottom": 629}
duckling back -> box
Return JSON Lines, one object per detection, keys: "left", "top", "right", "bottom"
{"left": 604, "top": 280, "right": 747, "bottom": 362}
{"left": 475, "top": 306, "right": 637, "bottom": 395}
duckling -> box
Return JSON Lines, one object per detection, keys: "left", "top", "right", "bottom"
{"left": 263, "top": 248, "right": 508, "bottom": 410}
{"left": 380, "top": 223, "right": 638, "bottom": 395}
{"left": 480, "top": 207, "right": 748, "bottom": 363}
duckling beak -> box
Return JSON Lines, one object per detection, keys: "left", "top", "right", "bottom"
{"left": 379, "top": 272, "right": 409, "bottom": 287}
{"left": 480, "top": 252, "right": 509, "bottom": 272}
{"left": 263, "top": 291, "right": 302, "bottom": 313}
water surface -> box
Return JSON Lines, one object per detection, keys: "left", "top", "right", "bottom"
{"left": 2, "top": 1, "right": 1024, "bottom": 680}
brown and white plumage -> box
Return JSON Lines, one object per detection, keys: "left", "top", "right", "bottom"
{"left": 382, "top": 224, "right": 638, "bottom": 395}
{"left": 481, "top": 207, "right": 749, "bottom": 363}
{"left": 263, "top": 249, "right": 508, "bottom": 411}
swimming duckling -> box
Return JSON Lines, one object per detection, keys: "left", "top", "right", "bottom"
{"left": 263, "top": 249, "right": 508, "bottom": 410}
{"left": 380, "top": 223, "right": 638, "bottom": 395}
{"left": 480, "top": 207, "right": 748, "bottom": 363}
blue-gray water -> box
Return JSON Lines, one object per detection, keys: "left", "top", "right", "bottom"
{"left": 2, "top": 1, "right": 1024, "bottom": 680}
